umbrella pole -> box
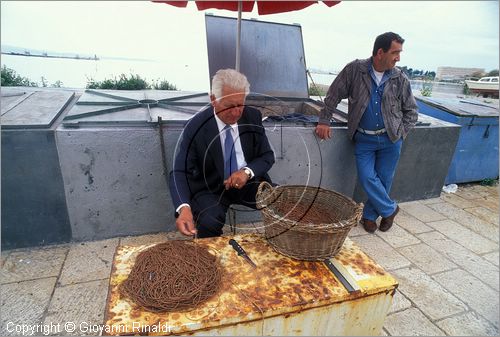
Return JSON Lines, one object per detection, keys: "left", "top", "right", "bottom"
{"left": 236, "top": 0, "right": 242, "bottom": 71}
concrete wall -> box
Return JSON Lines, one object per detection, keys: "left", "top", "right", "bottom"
{"left": 56, "top": 127, "right": 173, "bottom": 241}
{"left": 1, "top": 130, "right": 72, "bottom": 249}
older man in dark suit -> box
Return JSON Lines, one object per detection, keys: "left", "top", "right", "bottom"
{"left": 169, "top": 69, "right": 275, "bottom": 238}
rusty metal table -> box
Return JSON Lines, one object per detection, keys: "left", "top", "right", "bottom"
{"left": 104, "top": 234, "right": 397, "bottom": 336}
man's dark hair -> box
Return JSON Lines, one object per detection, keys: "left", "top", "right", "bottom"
{"left": 372, "top": 32, "right": 405, "bottom": 56}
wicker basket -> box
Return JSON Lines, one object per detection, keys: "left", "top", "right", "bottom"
{"left": 256, "top": 182, "right": 363, "bottom": 261}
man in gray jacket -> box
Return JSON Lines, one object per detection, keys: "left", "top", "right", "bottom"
{"left": 315, "top": 32, "right": 418, "bottom": 233}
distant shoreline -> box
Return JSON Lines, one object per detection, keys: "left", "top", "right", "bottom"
{"left": 1, "top": 51, "right": 99, "bottom": 61}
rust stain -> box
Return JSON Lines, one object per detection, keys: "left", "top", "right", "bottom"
{"left": 104, "top": 234, "right": 397, "bottom": 336}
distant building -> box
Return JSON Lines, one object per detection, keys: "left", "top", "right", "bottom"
{"left": 435, "top": 66, "right": 484, "bottom": 81}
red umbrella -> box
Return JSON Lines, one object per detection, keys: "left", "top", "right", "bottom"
{"left": 158, "top": 1, "right": 340, "bottom": 15}
{"left": 154, "top": 1, "right": 340, "bottom": 70}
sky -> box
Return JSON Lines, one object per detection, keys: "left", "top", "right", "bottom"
{"left": 1, "top": 1, "right": 499, "bottom": 90}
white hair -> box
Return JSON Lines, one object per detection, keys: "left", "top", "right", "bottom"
{"left": 211, "top": 68, "right": 250, "bottom": 100}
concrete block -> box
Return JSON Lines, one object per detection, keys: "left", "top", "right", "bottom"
{"left": 433, "top": 269, "right": 499, "bottom": 326}
{"left": 398, "top": 243, "right": 457, "bottom": 274}
{"left": 394, "top": 210, "right": 433, "bottom": 234}
{"left": 399, "top": 201, "right": 447, "bottom": 223}
{"left": 436, "top": 311, "right": 498, "bottom": 336}
{"left": 375, "top": 224, "right": 421, "bottom": 248}
{"left": 392, "top": 267, "right": 467, "bottom": 320}
{"left": 426, "top": 219, "right": 498, "bottom": 254}
{"left": 384, "top": 308, "right": 445, "bottom": 336}
{"left": 56, "top": 127, "right": 172, "bottom": 242}
{"left": 351, "top": 235, "right": 411, "bottom": 271}
{"left": 1, "top": 278, "right": 57, "bottom": 336}
{"left": 59, "top": 238, "right": 118, "bottom": 286}
{"left": 417, "top": 231, "right": 499, "bottom": 291}
{"left": 1, "top": 246, "right": 68, "bottom": 284}
{"left": 388, "top": 289, "right": 412, "bottom": 314}
{"left": 44, "top": 279, "right": 109, "bottom": 336}
{"left": 427, "top": 203, "right": 499, "bottom": 243}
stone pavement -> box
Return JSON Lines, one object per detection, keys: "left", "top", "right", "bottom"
{"left": 1, "top": 183, "right": 498, "bottom": 336}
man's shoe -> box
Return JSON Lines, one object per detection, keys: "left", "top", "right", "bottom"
{"left": 380, "top": 206, "right": 400, "bottom": 232}
{"left": 361, "top": 218, "right": 377, "bottom": 233}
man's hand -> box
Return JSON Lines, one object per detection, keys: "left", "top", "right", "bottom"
{"left": 176, "top": 206, "right": 197, "bottom": 236}
{"left": 315, "top": 124, "right": 332, "bottom": 140}
{"left": 224, "top": 169, "right": 249, "bottom": 190}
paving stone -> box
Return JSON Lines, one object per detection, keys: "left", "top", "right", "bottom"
{"left": 1, "top": 246, "right": 68, "bottom": 284}
{"left": 464, "top": 206, "right": 499, "bottom": 226}
{"left": 384, "top": 308, "right": 445, "bottom": 336}
{"left": 44, "top": 279, "right": 109, "bottom": 336}
{"left": 418, "top": 231, "right": 499, "bottom": 290}
{"left": 392, "top": 267, "right": 467, "bottom": 320}
{"left": 393, "top": 210, "right": 433, "bottom": 234}
{"left": 388, "top": 289, "right": 412, "bottom": 314}
{"left": 436, "top": 311, "right": 499, "bottom": 336}
{"left": 399, "top": 201, "right": 447, "bottom": 223}
{"left": 426, "top": 219, "right": 498, "bottom": 254}
{"left": 472, "top": 197, "right": 499, "bottom": 213}
{"left": 420, "top": 197, "right": 443, "bottom": 205}
{"left": 456, "top": 188, "right": 485, "bottom": 200}
{"left": 376, "top": 224, "right": 421, "bottom": 248}
{"left": 398, "top": 243, "right": 457, "bottom": 274}
{"left": 120, "top": 232, "right": 171, "bottom": 247}
{"left": 427, "top": 202, "right": 499, "bottom": 243}
{"left": 433, "top": 269, "right": 499, "bottom": 327}
{"left": 1, "top": 278, "right": 57, "bottom": 336}
{"left": 482, "top": 251, "right": 499, "bottom": 267}
{"left": 440, "top": 193, "right": 480, "bottom": 208}
{"left": 469, "top": 184, "right": 497, "bottom": 197}
{"left": 1, "top": 251, "right": 10, "bottom": 267}
{"left": 346, "top": 222, "right": 370, "bottom": 237}
{"left": 59, "top": 238, "right": 118, "bottom": 286}
{"left": 351, "top": 235, "right": 411, "bottom": 271}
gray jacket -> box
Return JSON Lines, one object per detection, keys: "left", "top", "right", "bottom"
{"left": 319, "top": 57, "right": 418, "bottom": 143}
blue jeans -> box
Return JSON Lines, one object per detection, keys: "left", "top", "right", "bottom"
{"left": 354, "top": 131, "right": 402, "bottom": 221}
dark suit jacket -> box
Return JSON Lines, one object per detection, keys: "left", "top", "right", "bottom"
{"left": 169, "top": 105, "right": 275, "bottom": 209}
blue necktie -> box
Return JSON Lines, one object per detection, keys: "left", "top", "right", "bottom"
{"left": 224, "top": 125, "right": 238, "bottom": 179}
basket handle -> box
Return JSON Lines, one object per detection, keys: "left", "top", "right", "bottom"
{"left": 256, "top": 181, "right": 274, "bottom": 209}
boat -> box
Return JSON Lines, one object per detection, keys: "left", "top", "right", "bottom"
{"left": 464, "top": 76, "right": 499, "bottom": 97}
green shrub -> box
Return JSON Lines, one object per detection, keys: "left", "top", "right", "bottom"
{"left": 420, "top": 76, "right": 433, "bottom": 97}
{"left": 86, "top": 73, "right": 150, "bottom": 90}
{"left": 86, "top": 74, "right": 179, "bottom": 91}
{"left": 308, "top": 85, "right": 326, "bottom": 96}
{"left": 1, "top": 65, "right": 38, "bottom": 87}
{"left": 152, "top": 79, "right": 178, "bottom": 90}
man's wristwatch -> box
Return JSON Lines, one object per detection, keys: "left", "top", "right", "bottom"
{"left": 243, "top": 167, "right": 252, "bottom": 179}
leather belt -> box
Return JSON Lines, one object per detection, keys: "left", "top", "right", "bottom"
{"left": 357, "top": 127, "right": 387, "bottom": 135}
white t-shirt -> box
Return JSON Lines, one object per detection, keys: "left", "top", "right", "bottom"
{"left": 373, "top": 67, "right": 384, "bottom": 86}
